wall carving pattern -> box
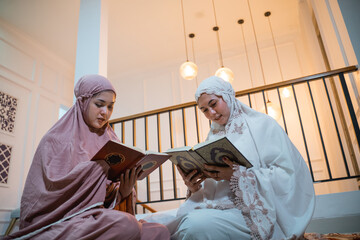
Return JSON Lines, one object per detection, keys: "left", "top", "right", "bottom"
{"left": 0, "top": 91, "right": 18, "bottom": 133}
{"left": 0, "top": 143, "right": 12, "bottom": 184}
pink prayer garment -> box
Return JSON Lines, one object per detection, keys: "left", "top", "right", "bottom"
{"left": 4, "top": 75, "right": 169, "bottom": 240}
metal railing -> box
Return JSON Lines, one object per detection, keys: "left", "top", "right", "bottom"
{"left": 110, "top": 65, "right": 360, "bottom": 213}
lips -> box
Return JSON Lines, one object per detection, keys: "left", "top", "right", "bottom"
{"left": 214, "top": 115, "right": 222, "bottom": 121}
{"left": 97, "top": 118, "right": 105, "bottom": 123}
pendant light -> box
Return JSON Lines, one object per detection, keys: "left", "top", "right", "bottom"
{"left": 266, "top": 100, "right": 281, "bottom": 120}
{"left": 211, "top": 0, "right": 234, "bottom": 83}
{"left": 265, "top": 11, "right": 292, "bottom": 98}
{"left": 179, "top": 0, "right": 198, "bottom": 80}
{"left": 246, "top": 0, "right": 280, "bottom": 120}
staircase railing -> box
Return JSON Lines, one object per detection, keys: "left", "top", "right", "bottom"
{"left": 110, "top": 65, "right": 360, "bottom": 213}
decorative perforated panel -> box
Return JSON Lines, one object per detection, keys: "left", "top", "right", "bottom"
{"left": 0, "top": 91, "right": 18, "bottom": 133}
{"left": 0, "top": 143, "right": 12, "bottom": 184}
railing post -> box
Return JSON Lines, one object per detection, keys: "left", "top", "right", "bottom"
{"left": 157, "top": 114, "right": 164, "bottom": 200}
{"left": 339, "top": 73, "right": 360, "bottom": 149}
{"left": 169, "top": 111, "right": 178, "bottom": 199}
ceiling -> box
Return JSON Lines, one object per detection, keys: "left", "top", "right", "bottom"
{"left": 0, "top": 0, "right": 300, "bottom": 79}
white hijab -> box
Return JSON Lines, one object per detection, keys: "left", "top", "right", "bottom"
{"left": 195, "top": 76, "right": 262, "bottom": 167}
{"left": 178, "top": 76, "right": 315, "bottom": 240}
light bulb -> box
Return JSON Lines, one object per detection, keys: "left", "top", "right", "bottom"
{"left": 180, "top": 61, "right": 198, "bottom": 80}
{"left": 215, "top": 67, "right": 234, "bottom": 83}
{"left": 265, "top": 100, "right": 281, "bottom": 120}
{"left": 281, "top": 87, "right": 292, "bottom": 98}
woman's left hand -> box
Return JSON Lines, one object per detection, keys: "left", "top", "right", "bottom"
{"left": 119, "top": 166, "right": 142, "bottom": 199}
{"left": 203, "top": 156, "right": 235, "bottom": 181}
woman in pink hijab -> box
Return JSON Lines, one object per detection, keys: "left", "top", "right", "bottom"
{"left": 5, "top": 75, "right": 170, "bottom": 240}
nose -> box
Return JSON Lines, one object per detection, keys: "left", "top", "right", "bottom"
{"left": 208, "top": 108, "right": 216, "bottom": 116}
{"left": 100, "top": 106, "right": 108, "bottom": 115}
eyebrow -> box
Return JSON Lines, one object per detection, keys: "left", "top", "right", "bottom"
{"left": 96, "top": 99, "right": 115, "bottom": 104}
{"left": 199, "top": 99, "right": 215, "bottom": 110}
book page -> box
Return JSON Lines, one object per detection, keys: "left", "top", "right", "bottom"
{"left": 145, "top": 150, "right": 168, "bottom": 155}
{"left": 167, "top": 151, "right": 206, "bottom": 174}
{"left": 165, "top": 146, "right": 192, "bottom": 153}
{"left": 135, "top": 153, "right": 170, "bottom": 180}
{"left": 120, "top": 142, "right": 145, "bottom": 154}
{"left": 195, "top": 137, "right": 252, "bottom": 168}
{"left": 192, "top": 135, "right": 225, "bottom": 150}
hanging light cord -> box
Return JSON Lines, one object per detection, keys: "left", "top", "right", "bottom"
{"left": 211, "top": 0, "right": 224, "bottom": 67}
{"left": 189, "top": 33, "right": 199, "bottom": 87}
{"left": 181, "top": 0, "right": 189, "bottom": 61}
{"left": 190, "top": 34, "right": 197, "bottom": 64}
{"left": 238, "top": 19, "right": 258, "bottom": 108}
{"left": 266, "top": 12, "right": 284, "bottom": 81}
{"left": 211, "top": 0, "right": 219, "bottom": 26}
{"left": 246, "top": 0, "right": 267, "bottom": 85}
{"left": 238, "top": 20, "right": 254, "bottom": 87}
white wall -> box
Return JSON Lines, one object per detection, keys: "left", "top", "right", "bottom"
{"left": 0, "top": 20, "right": 74, "bottom": 234}
{"left": 111, "top": 35, "right": 312, "bottom": 118}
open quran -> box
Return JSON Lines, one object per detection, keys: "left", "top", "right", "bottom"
{"left": 92, "top": 140, "right": 170, "bottom": 181}
{"left": 165, "top": 136, "right": 252, "bottom": 174}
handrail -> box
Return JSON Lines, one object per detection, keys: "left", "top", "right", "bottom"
{"left": 235, "top": 65, "right": 358, "bottom": 96}
{"left": 112, "top": 65, "right": 360, "bottom": 211}
{"left": 136, "top": 200, "right": 157, "bottom": 213}
{"left": 110, "top": 65, "right": 358, "bottom": 123}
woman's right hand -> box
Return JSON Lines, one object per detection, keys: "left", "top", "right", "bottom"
{"left": 119, "top": 166, "right": 142, "bottom": 199}
{"left": 177, "top": 166, "right": 206, "bottom": 194}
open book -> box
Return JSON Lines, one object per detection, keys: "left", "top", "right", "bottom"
{"left": 165, "top": 136, "right": 252, "bottom": 174}
{"left": 91, "top": 140, "right": 170, "bottom": 181}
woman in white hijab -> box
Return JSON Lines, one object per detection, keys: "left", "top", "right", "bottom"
{"left": 171, "top": 76, "right": 315, "bottom": 240}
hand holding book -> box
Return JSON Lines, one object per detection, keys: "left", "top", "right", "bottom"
{"left": 176, "top": 155, "right": 237, "bottom": 198}
{"left": 203, "top": 156, "right": 236, "bottom": 181}
{"left": 165, "top": 136, "right": 252, "bottom": 175}
{"left": 92, "top": 140, "right": 170, "bottom": 181}
{"left": 118, "top": 165, "right": 142, "bottom": 199}
{"left": 176, "top": 165, "right": 206, "bottom": 195}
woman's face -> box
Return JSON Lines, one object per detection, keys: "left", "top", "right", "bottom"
{"left": 198, "top": 93, "right": 230, "bottom": 126}
{"left": 85, "top": 90, "right": 115, "bottom": 129}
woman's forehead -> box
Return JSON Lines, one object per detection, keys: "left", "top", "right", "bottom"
{"left": 93, "top": 91, "right": 116, "bottom": 101}
{"left": 198, "top": 93, "right": 221, "bottom": 107}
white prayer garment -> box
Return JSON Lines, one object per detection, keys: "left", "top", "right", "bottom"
{"left": 170, "top": 76, "right": 315, "bottom": 240}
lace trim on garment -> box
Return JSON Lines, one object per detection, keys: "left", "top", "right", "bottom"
{"left": 231, "top": 122, "right": 244, "bottom": 134}
{"left": 212, "top": 109, "right": 243, "bottom": 135}
{"left": 230, "top": 165, "right": 274, "bottom": 240}
{"left": 212, "top": 128, "right": 226, "bottom": 135}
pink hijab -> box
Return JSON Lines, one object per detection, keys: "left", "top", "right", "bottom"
{"left": 18, "top": 74, "right": 119, "bottom": 232}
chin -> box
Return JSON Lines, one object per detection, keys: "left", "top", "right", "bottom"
{"left": 214, "top": 117, "right": 223, "bottom": 125}
{"left": 218, "top": 119, "right": 228, "bottom": 126}
{"left": 91, "top": 123, "right": 103, "bottom": 129}
{"left": 214, "top": 120, "right": 223, "bottom": 125}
